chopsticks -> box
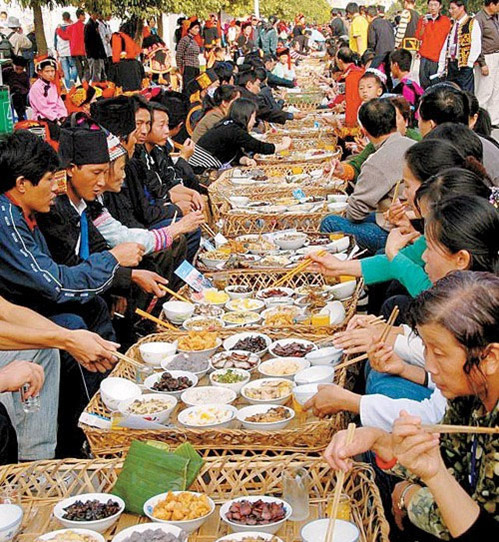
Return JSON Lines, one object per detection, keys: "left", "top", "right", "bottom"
{"left": 271, "top": 250, "right": 327, "bottom": 288}
{"left": 158, "top": 284, "right": 191, "bottom": 304}
{"left": 135, "top": 308, "right": 178, "bottom": 331}
{"left": 333, "top": 307, "right": 399, "bottom": 372}
{"left": 422, "top": 424, "right": 499, "bottom": 435}
{"left": 202, "top": 223, "right": 217, "bottom": 238}
{"left": 325, "top": 423, "right": 356, "bottom": 542}
{"left": 111, "top": 350, "right": 144, "bottom": 369}
{"left": 391, "top": 179, "right": 402, "bottom": 205}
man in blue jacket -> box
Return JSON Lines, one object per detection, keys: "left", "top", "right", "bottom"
{"left": 0, "top": 130, "right": 141, "bottom": 456}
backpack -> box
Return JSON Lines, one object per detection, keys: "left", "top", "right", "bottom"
{"left": 0, "top": 32, "right": 15, "bottom": 59}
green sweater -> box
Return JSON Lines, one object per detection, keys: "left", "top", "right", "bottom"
{"left": 348, "top": 128, "right": 422, "bottom": 181}
{"left": 360, "top": 236, "right": 432, "bottom": 297}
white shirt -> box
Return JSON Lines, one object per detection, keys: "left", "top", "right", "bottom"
{"left": 438, "top": 14, "right": 482, "bottom": 72}
{"left": 98, "top": 20, "right": 112, "bottom": 58}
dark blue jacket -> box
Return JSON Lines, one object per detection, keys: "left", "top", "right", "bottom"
{"left": 0, "top": 193, "right": 119, "bottom": 312}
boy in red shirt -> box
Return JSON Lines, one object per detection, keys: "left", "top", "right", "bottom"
{"left": 56, "top": 8, "right": 88, "bottom": 82}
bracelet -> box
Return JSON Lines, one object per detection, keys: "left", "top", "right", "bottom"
{"left": 423, "top": 371, "right": 429, "bottom": 388}
{"left": 398, "top": 483, "right": 417, "bottom": 512}
{"left": 375, "top": 454, "right": 397, "bottom": 470}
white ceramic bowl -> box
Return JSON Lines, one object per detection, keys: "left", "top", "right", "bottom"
{"left": 144, "top": 491, "right": 215, "bottom": 534}
{"left": 330, "top": 280, "right": 357, "bottom": 300}
{"left": 258, "top": 358, "right": 310, "bottom": 380}
{"left": 222, "top": 311, "right": 262, "bottom": 328}
{"left": 53, "top": 493, "right": 125, "bottom": 533}
{"left": 226, "top": 298, "right": 265, "bottom": 313}
{"left": 111, "top": 523, "right": 185, "bottom": 542}
{"left": 327, "top": 201, "right": 348, "bottom": 214}
{"left": 268, "top": 338, "right": 317, "bottom": 359}
{"left": 241, "top": 378, "right": 294, "bottom": 406}
{"left": 301, "top": 518, "right": 360, "bottom": 542}
{"left": 223, "top": 333, "right": 272, "bottom": 357}
{"left": 230, "top": 196, "right": 250, "bottom": 207}
{"left": 237, "top": 404, "right": 295, "bottom": 431}
{"left": 100, "top": 377, "right": 141, "bottom": 412}
{"left": 209, "top": 368, "right": 251, "bottom": 394}
{"left": 118, "top": 393, "right": 177, "bottom": 424}
{"left": 162, "top": 301, "right": 195, "bottom": 324}
{"left": 199, "top": 255, "right": 228, "bottom": 270}
{"left": 181, "top": 385, "right": 237, "bottom": 407}
{"left": 183, "top": 316, "right": 225, "bottom": 332}
{"left": 327, "top": 194, "right": 349, "bottom": 203}
{"left": 177, "top": 338, "right": 223, "bottom": 362}
{"left": 293, "top": 383, "right": 319, "bottom": 406}
{"left": 161, "top": 353, "right": 210, "bottom": 380}
{"left": 144, "top": 370, "right": 198, "bottom": 399}
{"left": 220, "top": 496, "right": 292, "bottom": 534}
{"left": 261, "top": 305, "right": 303, "bottom": 325}
{"left": 306, "top": 346, "right": 343, "bottom": 366}
{"left": 39, "top": 529, "right": 105, "bottom": 542}
{"left": 225, "top": 285, "right": 254, "bottom": 299}
{"left": 210, "top": 350, "right": 261, "bottom": 374}
{"left": 256, "top": 287, "right": 295, "bottom": 306}
{"left": 139, "top": 341, "right": 178, "bottom": 366}
{"left": 216, "top": 532, "right": 284, "bottom": 542}
{"left": 329, "top": 236, "right": 350, "bottom": 254}
{"left": 274, "top": 232, "right": 308, "bottom": 250}
{"left": 320, "top": 301, "right": 346, "bottom": 325}
{"left": 294, "top": 365, "right": 335, "bottom": 386}
{"left": 0, "top": 504, "right": 23, "bottom": 542}
{"left": 178, "top": 403, "right": 238, "bottom": 430}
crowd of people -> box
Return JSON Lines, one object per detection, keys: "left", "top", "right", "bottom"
{"left": 0, "top": 3, "right": 497, "bottom": 542}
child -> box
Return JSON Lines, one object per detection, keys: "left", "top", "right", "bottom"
{"left": 390, "top": 48, "right": 423, "bottom": 110}
{"left": 28, "top": 57, "right": 67, "bottom": 122}
{"left": 358, "top": 70, "right": 386, "bottom": 102}
{"left": 2, "top": 55, "right": 30, "bottom": 120}
{"left": 272, "top": 47, "right": 296, "bottom": 82}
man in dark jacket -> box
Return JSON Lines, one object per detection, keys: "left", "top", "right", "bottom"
{"left": 84, "top": 12, "right": 107, "bottom": 82}
{"left": 367, "top": 6, "right": 395, "bottom": 57}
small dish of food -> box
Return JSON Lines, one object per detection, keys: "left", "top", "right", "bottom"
{"left": 222, "top": 311, "right": 261, "bottom": 327}
{"left": 191, "top": 289, "right": 230, "bottom": 306}
{"left": 199, "top": 249, "right": 231, "bottom": 270}
{"left": 220, "top": 496, "right": 292, "bottom": 534}
{"left": 237, "top": 405, "right": 295, "bottom": 431}
{"left": 223, "top": 333, "right": 271, "bottom": 357}
{"left": 181, "top": 386, "right": 237, "bottom": 407}
{"left": 225, "top": 285, "right": 253, "bottom": 300}
{"left": 229, "top": 196, "right": 250, "bottom": 208}
{"left": 306, "top": 346, "right": 343, "bottom": 366}
{"left": 118, "top": 394, "right": 177, "bottom": 424}
{"left": 144, "top": 371, "right": 198, "bottom": 398}
{"left": 330, "top": 280, "right": 357, "bottom": 300}
{"left": 294, "top": 365, "right": 335, "bottom": 386}
{"left": 254, "top": 255, "right": 290, "bottom": 269}
{"left": 53, "top": 493, "right": 125, "bottom": 533}
{"left": 139, "top": 341, "right": 178, "bottom": 367}
{"left": 193, "top": 304, "right": 225, "bottom": 318}
{"left": 177, "top": 332, "right": 222, "bottom": 361}
{"left": 161, "top": 353, "right": 210, "bottom": 379}
{"left": 100, "top": 377, "right": 141, "bottom": 412}
{"left": 0, "top": 504, "right": 23, "bottom": 542}
{"left": 258, "top": 358, "right": 309, "bottom": 379}
{"left": 241, "top": 378, "right": 294, "bottom": 405}
{"left": 37, "top": 529, "right": 106, "bottom": 542}
{"left": 301, "top": 518, "right": 360, "bottom": 542}
{"left": 293, "top": 384, "right": 319, "bottom": 406}
{"left": 256, "top": 287, "right": 294, "bottom": 306}
{"left": 183, "top": 316, "right": 225, "bottom": 332}
{"left": 209, "top": 368, "right": 251, "bottom": 394}
{"left": 268, "top": 339, "right": 317, "bottom": 359}
{"left": 215, "top": 533, "right": 284, "bottom": 542}
{"left": 226, "top": 298, "right": 265, "bottom": 313}
{"left": 143, "top": 491, "right": 215, "bottom": 534}
{"left": 273, "top": 232, "right": 308, "bottom": 251}
{"left": 177, "top": 404, "right": 238, "bottom": 429}
{"left": 327, "top": 201, "right": 348, "bottom": 214}
{"left": 110, "top": 523, "right": 186, "bottom": 542}
{"left": 210, "top": 350, "right": 260, "bottom": 372}
{"left": 261, "top": 305, "right": 303, "bottom": 327}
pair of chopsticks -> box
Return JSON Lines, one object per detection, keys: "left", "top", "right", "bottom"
{"left": 110, "top": 350, "right": 145, "bottom": 369}
{"left": 158, "top": 284, "right": 191, "bottom": 304}
{"left": 202, "top": 223, "right": 217, "bottom": 238}
{"left": 391, "top": 179, "right": 402, "bottom": 205}
{"left": 333, "top": 306, "right": 399, "bottom": 372}
{"left": 422, "top": 424, "right": 499, "bottom": 435}
{"left": 135, "top": 308, "right": 178, "bottom": 331}
{"left": 271, "top": 250, "right": 327, "bottom": 288}
{"left": 326, "top": 422, "right": 356, "bottom": 541}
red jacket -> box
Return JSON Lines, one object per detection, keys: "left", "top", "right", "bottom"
{"left": 56, "top": 20, "right": 86, "bottom": 56}
{"left": 415, "top": 15, "right": 451, "bottom": 63}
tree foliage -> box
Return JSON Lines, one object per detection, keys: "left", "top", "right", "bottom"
{"left": 391, "top": 0, "right": 484, "bottom": 15}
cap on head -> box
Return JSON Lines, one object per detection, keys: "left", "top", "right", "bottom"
{"left": 59, "top": 117, "right": 110, "bottom": 167}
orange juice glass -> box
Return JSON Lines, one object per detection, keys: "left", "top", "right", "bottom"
{"left": 339, "top": 275, "right": 356, "bottom": 283}
{"left": 329, "top": 233, "right": 344, "bottom": 241}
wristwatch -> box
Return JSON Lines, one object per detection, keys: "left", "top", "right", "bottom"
{"left": 398, "top": 483, "right": 416, "bottom": 511}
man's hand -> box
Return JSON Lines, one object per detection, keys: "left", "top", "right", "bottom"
{"left": 240, "top": 156, "right": 257, "bottom": 167}
{"left": 110, "top": 243, "right": 145, "bottom": 267}
{"left": 64, "top": 329, "right": 120, "bottom": 373}
{"left": 176, "top": 210, "right": 205, "bottom": 234}
{"left": 481, "top": 65, "right": 489, "bottom": 76}
{"left": 368, "top": 340, "right": 405, "bottom": 376}
{"left": 131, "top": 270, "right": 168, "bottom": 297}
{"left": 190, "top": 190, "right": 205, "bottom": 212}
{"left": 180, "top": 138, "right": 195, "bottom": 160}
{"left": 0, "top": 361, "right": 44, "bottom": 396}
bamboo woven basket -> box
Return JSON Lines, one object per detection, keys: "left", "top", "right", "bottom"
{"left": 0, "top": 456, "right": 390, "bottom": 542}
{"left": 255, "top": 148, "right": 340, "bottom": 166}
{"left": 80, "top": 328, "right": 352, "bottom": 457}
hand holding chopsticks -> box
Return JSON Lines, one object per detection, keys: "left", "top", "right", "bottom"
{"left": 158, "top": 284, "right": 191, "bottom": 304}
{"left": 135, "top": 308, "right": 178, "bottom": 331}
{"left": 271, "top": 250, "right": 327, "bottom": 288}
{"left": 325, "top": 423, "right": 356, "bottom": 542}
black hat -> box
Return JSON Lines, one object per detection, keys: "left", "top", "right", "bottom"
{"left": 59, "top": 117, "right": 110, "bottom": 167}
{"left": 90, "top": 96, "right": 136, "bottom": 138}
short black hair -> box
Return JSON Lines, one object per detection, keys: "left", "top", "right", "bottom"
{"left": 390, "top": 48, "right": 412, "bottom": 72}
{"left": 213, "top": 64, "right": 234, "bottom": 84}
{"left": 337, "top": 46, "right": 357, "bottom": 64}
{"left": 367, "top": 6, "right": 378, "bottom": 16}
{"left": 428, "top": 0, "right": 442, "bottom": 4}
{"left": 0, "top": 131, "right": 60, "bottom": 193}
{"left": 62, "top": 11, "right": 71, "bottom": 20}
{"left": 358, "top": 98, "right": 396, "bottom": 138}
{"left": 149, "top": 102, "right": 169, "bottom": 122}
{"left": 254, "top": 67, "right": 267, "bottom": 82}
{"left": 131, "top": 94, "right": 151, "bottom": 114}
{"left": 428, "top": 123, "right": 483, "bottom": 163}
{"left": 463, "top": 90, "right": 479, "bottom": 117}
{"left": 419, "top": 85, "right": 469, "bottom": 126}
{"left": 484, "top": 0, "right": 499, "bottom": 5}
{"left": 237, "top": 70, "right": 257, "bottom": 87}
{"left": 151, "top": 90, "right": 189, "bottom": 128}
{"left": 449, "top": 0, "right": 467, "bottom": 7}
{"left": 76, "top": 8, "right": 85, "bottom": 17}
{"left": 346, "top": 2, "right": 359, "bottom": 14}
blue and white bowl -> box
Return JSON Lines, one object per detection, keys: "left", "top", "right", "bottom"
{"left": 0, "top": 504, "right": 23, "bottom": 542}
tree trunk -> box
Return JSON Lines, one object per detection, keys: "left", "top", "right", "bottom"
{"left": 134, "top": 17, "right": 144, "bottom": 47}
{"left": 157, "top": 14, "right": 164, "bottom": 40}
{"left": 33, "top": 3, "right": 47, "bottom": 56}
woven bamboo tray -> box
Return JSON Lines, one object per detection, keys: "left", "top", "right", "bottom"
{"left": 80, "top": 329, "right": 351, "bottom": 457}
{"left": 255, "top": 148, "right": 339, "bottom": 166}
{"left": 0, "top": 456, "right": 390, "bottom": 542}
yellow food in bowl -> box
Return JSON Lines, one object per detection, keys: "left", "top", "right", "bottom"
{"left": 152, "top": 491, "right": 212, "bottom": 521}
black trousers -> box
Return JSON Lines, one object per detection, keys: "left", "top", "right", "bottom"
{"left": 447, "top": 61, "right": 474, "bottom": 92}
{"left": 182, "top": 66, "right": 200, "bottom": 94}
{"left": 419, "top": 57, "right": 439, "bottom": 89}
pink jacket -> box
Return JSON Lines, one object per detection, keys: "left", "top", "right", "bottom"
{"left": 28, "top": 78, "right": 67, "bottom": 121}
